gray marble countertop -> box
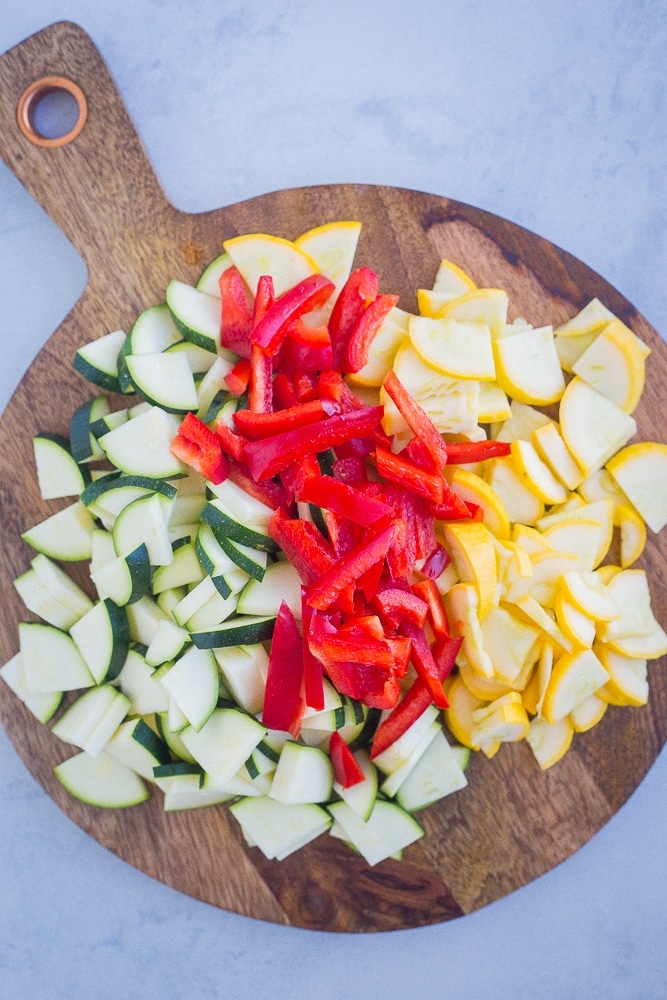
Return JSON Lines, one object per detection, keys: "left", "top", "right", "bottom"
{"left": 1, "top": 4, "right": 666, "bottom": 998}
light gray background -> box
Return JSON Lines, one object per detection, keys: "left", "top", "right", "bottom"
{"left": 1, "top": 3, "right": 666, "bottom": 998}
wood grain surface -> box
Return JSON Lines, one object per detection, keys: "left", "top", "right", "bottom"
{"left": 1, "top": 21, "right": 666, "bottom": 933}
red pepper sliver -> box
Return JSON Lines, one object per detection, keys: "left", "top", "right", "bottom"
{"left": 267, "top": 508, "right": 336, "bottom": 585}
{"left": 321, "top": 634, "right": 394, "bottom": 666}
{"left": 383, "top": 370, "right": 449, "bottom": 470}
{"left": 375, "top": 445, "right": 445, "bottom": 504}
{"left": 329, "top": 266, "right": 379, "bottom": 370}
{"left": 273, "top": 372, "right": 298, "bottom": 410}
{"left": 219, "top": 266, "right": 253, "bottom": 358}
{"left": 399, "top": 620, "right": 449, "bottom": 709}
{"left": 301, "top": 593, "right": 325, "bottom": 712}
{"left": 373, "top": 589, "right": 429, "bottom": 630}
{"left": 420, "top": 544, "right": 451, "bottom": 580}
{"left": 170, "top": 412, "right": 229, "bottom": 485}
{"left": 369, "top": 679, "right": 432, "bottom": 759}
{"left": 224, "top": 357, "right": 251, "bottom": 395}
{"left": 261, "top": 601, "right": 305, "bottom": 738}
{"left": 214, "top": 417, "right": 247, "bottom": 461}
{"left": 306, "top": 520, "right": 395, "bottom": 611}
{"left": 431, "top": 636, "right": 463, "bottom": 685}
{"left": 329, "top": 731, "right": 365, "bottom": 788}
{"left": 244, "top": 406, "right": 384, "bottom": 481}
{"left": 298, "top": 474, "right": 393, "bottom": 527}
{"left": 356, "top": 556, "right": 385, "bottom": 604}
{"left": 411, "top": 578, "right": 451, "bottom": 640}
{"left": 444, "top": 440, "right": 512, "bottom": 463}
{"left": 280, "top": 453, "right": 321, "bottom": 500}
{"left": 227, "top": 457, "right": 287, "bottom": 510}
{"left": 233, "top": 400, "right": 331, "bottom": 440}
{"left": 342, "top": 294, "right": 400, "bottom": 373}
{"left": 251, "top": 274, "right": 335, "bottom": 356}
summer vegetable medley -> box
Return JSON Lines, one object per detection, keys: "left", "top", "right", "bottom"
{"left": 3, "top": 220, "right": 667, "bottom": 868}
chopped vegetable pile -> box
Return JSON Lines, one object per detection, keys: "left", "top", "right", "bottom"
{"left": 3, "top": 220, "right": 667, "bottom": 869}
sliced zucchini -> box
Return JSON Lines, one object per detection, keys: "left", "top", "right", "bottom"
{"left": 81, "top": 474, "right": 176, "bottom": 514}
{"left": 98, "top": 406, "right": 184, "bottom": 478}
{"left": 395, "top": 730, "right": 468, "bottom": 812}
{"left": 113, "top": 493, "right": 174, "bottom": 567}
{"left": 179, "top": 707, "right": 266, "bottom": 788}
{"left": 22, "top": 501, "right": 95, "bottom": 562}
{"left": 327, "top": 799, "right": 424, "bottom": 866}
{"left": 70, "top": 395, "right": 110, "bottom": 463}
{"left": 196, "top": 251, "right": 230, "bottom": 296}
{"left": 118, "top": 304, "right": 181, "bottom": 392}
{"left": 19, "top": 621, "right": 94, "bottom": 694}
{"left": 159, "top": 646, "right": 219, "bottom": 732}
{"left": 230, "top": 796, "right": 331, "bottom": 861}
{"left": 69, "top": 599, "right": 130, "bottom": 684}
{"left": 54, "top": 749, "right": 149, "bottom": 808}
{"left": 32, "top": 432, "right": 90, "bottom": 499}
{"left": 89, "top": 543, "right": 152, "bottom": 605}
{"left": 125, "top": 594, "right": 171, "bottom": 646}
{"left": 51, "top": 684, "right": 131, "bottom": 756}
{"left": 117, "top": 648, "right": 170, "bottom": 715}
{"left": 105, "top": 717, "right": 171, "bottom": 780}
{"left": 126, "top": 352, "right": 199, "bottom": 413}
{"left": 145, "top": 619, "right": 191, "bottom": 667}
{"left": 151, "top": 542, "right": 204, "bottom": 594}
{"left": 0, "top": 652, "right": 63, "bottom": 723}
{"left": 190, "top": 614, "right": 277, "bottom": 649}
{"left": 201, "top": 500, "right": 278, "bottom": 553}
{"left": 31, "top": 554, "right": 94, "bottom": 619}
{"left": 164, "top": 339, "right": 220, "bottom": 374}
{"left": 195, "top": 522, "right": 238, "bottom": 598}
{"left": 236, "top": 560, "right": 303, "bottom": 618}
{"left": 166, "top": 280, "right": 221, "bottom": 353}
{"left": 269, "top": 741, "right": 334, "bottom": 804}
{"left": 213, "top": 644, "right": 269, "bottom": 715}
{"left": 13, "top": 568, "right": 82, "bottom": 631}
{"left": 219, "top": 536, "right": 268, "bottom": 582}
{"left": 206, "top": 478, "right": 275, "bottom": 535}
{"left": 73, "top": 329, "right": 127, "bottom": 392}
{"left": 332, "top": 749, "right": 378, "bottom": 821}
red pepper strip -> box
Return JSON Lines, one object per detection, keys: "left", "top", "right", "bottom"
{"left": 251, "top": 274, "right": 335, "bottom": 356}
{"left": 297, "top": 474, "right": 393, "bottom": 527}
{"left": 219, "top": 266, "right": 253, "bottom": 358}
{"left": 292, "top": 370, "right": 319, "bottom": 403}
{"left": 280, "top": 453, "right": 321, "bottom": 500}
{"left": 444, "top": 440, "right": 512, "bottom": 462}
{"left": 262, "top": 601, "right": 305, "bottom": 738}
{"left": 272, "top": 372, "right": 298, "bottom": 410}
{"left": 357, "top": 556, "right": 385, "bottom": 604}
{"left": 214, "top": 417, "right": 247, "bottom": 461}
{"left": 466, "top": 501, "right": 484, "bottom": 522}
{"left": 170, "top": 412, "right": 229, "bottom": 485}
{"left": 249, "top": 346, "right": 273, "bottom": 412}
{"left": 399, "top": 621, "right": 449, "bottom": 709}
{"left": 277, "top": 333, "right": 334, "bottom": 374}
{"left": 244, "top": 406, "right": 384, "bottom": 481}
{"left": 420, "top": 543, "right": 451, "bottom": 580}
{"left": 227, "top": 457, "right": 287, "bottom": 510}
{"left": 306, "top": 520, "right": 395, "bottom": 611}
{"left": 353, "top": 664, "right": 401, "bottom": 710}
{"left": 301, "top": 593, "right": 325, "bottom": 711}
{"left": 411, "top": 579, "right": 451, "bottom": 640}
{"left": 385, "top": 514, "right": 412, "bottom": 580}
{"left": 267, "top": 507, "right": 336, "bottom": 585}
{"left": 385, "top": 636, "right": 412, "bottom": 677}
{"left": 233, "top": 399, "right": 333, "bottom": 440}
{"left": 410, "top": 493, "right": 438, "bottom": 561}
{"left": 429, "top": 494, "right": 472, "bottom": 521}
{"left": 328, "top": 731, "right": 365, "bottom": 788}
{"left": 320, "top": 634, "right": 394, "bottom": 667}
{"left": 224, "top": 357, "right": 251, "bottom": 395}
{"left": 403, "top": 435, "right": 439, "bottom": 473}
{"left": 289, "top": 318, "right": 331, "bottom": 346}
{"left": 375, "top": 445, "right": 445, "bottom": 503}
{"left": 317, "top": 369, "right": 366, "bottom": 412}
{"left": 333, "top": 436, "right": 376, "bottom": 459}
{"left": 252, "top": 274, "right": 275, "bottom": 325}
{"left": 335, "top": 583, "right": 358, "bottom": 617}
{"left": 431, "top": 636, "right": 463, "bottom": 684}
{"left": 338, "top": 615, "right": 385, "bottom": 640}
{"left": 372, "top": 589, "right": 429, "bottom": 630}
{"left": 332, "top": 456, "right": 367, "bottom": 484}
{"left": 383, "top": 371, "right": 449, "bottom": 470}
{"left": 329, "top": 266, "right": 379, "bottom": 370}
{"left": 342, "top": 294, "right": 400, "bottom": 373}
{"left": 324, "top": 509, "right": 359, "bottom": 559}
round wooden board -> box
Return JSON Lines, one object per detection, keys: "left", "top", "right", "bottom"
{"left": 1, "top": 22, "right": 666, "bottom": 933}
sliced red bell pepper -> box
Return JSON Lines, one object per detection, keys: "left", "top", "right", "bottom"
{"left": 383, "top": 371, "right": 449, "bottom": 470}
{"left": 357, "top": 556, "right": 385, "bottom": 604}
{"left": 226, "top": 457, "right": 287, "bottom": 510}
{"left": 430, "top": 636, "right": 462, "bottom": 683}
{"left": 403, "top": 435, "right": 439, "bottom": 473}
{"left": 352, "top": 663, "right": 401, "bottom": 710}
{"left": 233, "top": 399, "right": 333, "bottom": 440}
{"left": 317, "top": 369, "right": 366, "bottom": 412}
{"left": 411, "top": 578, "right": 450, "bottom": 640}
{"left": 252, "top": 274, "right": 275, "bottom": 326}
{"left": 272, "top": 372, "right": 298, "bottom": 410}
{"left": 279, "top": 453, "right": 320, "bottom": 500}
{"left": 250, "top": 274, "right": 335, "bottom": 356}
{"left": 384, "top": 636, "right": 412, "bottom": 677}
{"left": 320, "top": 633, "right": 394, "bottom": 667}
{"left": 399, "top": 620, "right": 449, "bottom": 709}
{"left": 328, "top": 731, "right": 365, "bottom": 788}
{"left": 301, "top": 593, "right": 325, "bottom": 712}
{"left": 466, "top": 501, "right": 484, "bottom": 522}
{"left": 429, "top": 493, "right": 473, "bottom": 521}
{"left": 297, "top": 474, "right": 392, "bottom": 527}
{"left": 170, "top": 412, "right": 229, "bottom": 485}
{"left": 324, "top": 509, "right": 359, "bottom": 559}
{"left": 341, "top": 294, "right": 399, "bottom": 373}
{"left": 444, "top": 440, "right": 512, "bottom": 462}
{"left": 328, "top": 266, "right": 379, "bottom": 370}
{"left": 267, "top": 507, "right": 336, "bottom": 585}
{"left": 224, "top": 358, "right": 251, "bottom": 395}
{"left": 375, "top": 446, "right": 445, "bottom": 504}
{"left": 277, "top": 332, "right": 334, "bottom": 373}
{"left": 338, "top": 615, "right": 384, "bottom": 640}
{"left": 420, "top": 544, "right": 451, "bottom": 580}
{"left": 369, "top": 679, "right": 433, "bottom": 759}
{"left": 291, "top": 370, "right": 319, "bottom": 403}
{"left": 261, "top": 601, "right": 305, "bottom": 738}
{"left": 305, "top": 520, "right": 395, "bottom": 611}
{"left": 372, "top": 589, "right": 429, "bottom": 630}
{"left": 219, "top": 266, "right": 253, "bottom": 358}
{"left": 332, "top": 456, "right": 367, "bottom": 484}
{"left": 244, "top": 406, "right": 384, "bottom": 481}
{"left": 214, "top": 416, "right": 247, "bottom": 461}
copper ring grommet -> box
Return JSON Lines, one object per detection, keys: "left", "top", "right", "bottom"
{"left": 17, "top": 76, "right": 88, "bottom": 148}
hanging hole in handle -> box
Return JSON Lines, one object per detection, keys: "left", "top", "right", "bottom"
{"left": 17, "top": 76, "right": 88, "bottom": 148}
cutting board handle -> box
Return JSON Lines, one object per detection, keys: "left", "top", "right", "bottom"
{"left": 0, "top": 22, "right": 174, "bottom": 284}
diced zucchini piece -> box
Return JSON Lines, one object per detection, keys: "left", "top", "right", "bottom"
{"left": 54, "top": 750, "right": 149, "bottom": 808}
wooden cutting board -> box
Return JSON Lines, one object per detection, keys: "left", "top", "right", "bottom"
{"left": 1, "top": 21, "right": 666, "bottom": 933}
